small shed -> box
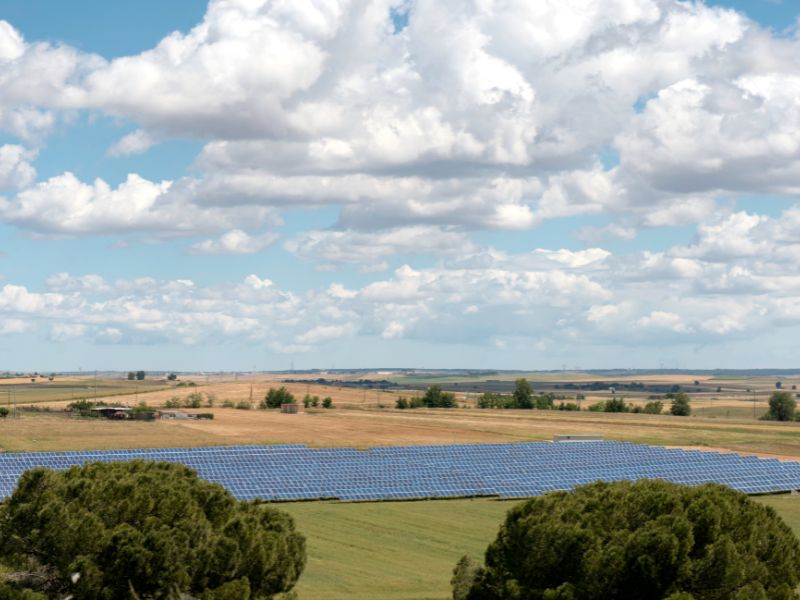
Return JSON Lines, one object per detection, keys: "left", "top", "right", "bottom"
{"left": 159, "top": 411, "right": 190, "bottom": 420}
{"left": 280, "top": 403, "right": 302, "bottom": 414}
{"left": 91, "top": 407, "right": 131, "bottom": 419}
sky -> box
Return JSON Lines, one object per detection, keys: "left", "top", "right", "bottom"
{"left": 0, "top": 0, "right": 799, "bottom": 371}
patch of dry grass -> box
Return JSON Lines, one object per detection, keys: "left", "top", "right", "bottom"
{"left": 3, "top": 402, "right": 800, "bottom": 458}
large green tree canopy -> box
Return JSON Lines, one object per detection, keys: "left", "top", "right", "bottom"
{"left": 461, "top": 480, "right": 800, "bottom": 600}
{"left": 0, "top": 461, "right": 305, "bottom": 599}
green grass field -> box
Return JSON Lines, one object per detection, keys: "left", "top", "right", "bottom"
{"left": 280, "top": 495, "right": 800, "bottom": 600}
{"left": 281, "top": 499, "right": 513, "bottom": 600}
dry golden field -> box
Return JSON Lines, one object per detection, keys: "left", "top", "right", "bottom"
{"left": 3, "top": 396, "right": 800, "bottom": 458}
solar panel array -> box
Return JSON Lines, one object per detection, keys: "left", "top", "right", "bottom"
{"left": 1, "top": 441, "right": 799, "bottom": 502}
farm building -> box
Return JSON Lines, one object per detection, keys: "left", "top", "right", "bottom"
{"left": 90, "top": 407, "right": 131, "bottom": 419}
{"left": 160, "top": 411, "right": 213, "bottom": 420}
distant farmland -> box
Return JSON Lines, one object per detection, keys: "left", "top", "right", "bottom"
{"left": 0, "top": 377, "right": 170, "bottom": 405}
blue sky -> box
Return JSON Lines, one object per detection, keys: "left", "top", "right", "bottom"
{"left": 0, "top": 0, "right": 799, "bottom": 370}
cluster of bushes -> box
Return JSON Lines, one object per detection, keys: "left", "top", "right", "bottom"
{"left": 0, "top": 406, "right": 8, "bottom": 418}
{"left": 586, "top": 395, "right": 688, "bottom": 415}
{"left": 477, "top": 391, "right": 555, "bottom": 410}
{"left": 476, "top": 380, "right": 578, "bottom": 410}
{"left": 260, "top": 387, "right": 334, "bottom": 409}
{"left": 164, "top": 391, "right": 217, "bottom": 409}
{"left": 221, "top": 398, "right": 255, "bottom": 410}
{"left": 67, "top": 399, "right": 107, "bottom": 414}
{"left": 395, "top": 396, "right": 425, "bottom": 409}
{"left": 587, "top": 398, "right": 666, "bottom": 414}
{"left": 472, "top": 379, "right": 694, "bottom": 416}
{"left": 261, "top": 386, "right": 295, "bottom": 408}
{"left": 130, "top": 401, "right": 157, "bottom": 416}
{"left": 396, "top": 385, "right": 457, "bottom": 409}
{"left": 556, "top": 402, "right": 580, "bottom": 411}
{"left": 303, "top": 394, "right": 333, "bottom": 408}
{"left": 175, "top": 381, "right": 197, "bottom": 387}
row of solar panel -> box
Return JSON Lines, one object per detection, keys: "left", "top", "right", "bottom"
{"left": 2, "top": 441, "right": 799, "bottom": 502}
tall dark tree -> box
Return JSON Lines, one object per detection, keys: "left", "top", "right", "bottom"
{"left": 767, "top": 391, "right": 796, "bottom": 422}
{"left": 135, "top": 370, "right": 146, "bottom": 381}
{"left": 0, "top": 461, "right": 305, "bottom": 599}
{"left": 459, "top": 479, "right": 800, "bottom": 599}
{"left": 512, "top": 379, "right": 533, "bottom": 409}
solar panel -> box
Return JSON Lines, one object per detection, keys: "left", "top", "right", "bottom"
{"left": 1, "top": 441, "right": 799, "bottom": 502}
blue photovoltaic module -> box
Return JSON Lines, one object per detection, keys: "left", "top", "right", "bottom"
{"left": 0, "top": 441, "right": 798, "bottom": 502}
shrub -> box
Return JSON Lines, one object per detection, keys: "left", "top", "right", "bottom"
{"left": 66, "top": 400, "right": 108, "bottom": 416}
{"left": 0, "top": 407, "right": 7, "bottom": 418}
{"left": 603, "top": 397, "right": 629, "bottom": 413}
{"left": 261, "top": 387, "right": 295, "bottom": 409}
{"left": 767, "top": 391, "right": 796, "bottom": 422}
{"left": 396, "top": 397, "right": 409, "bottom": 409}
{"left": 185, "top": 392, "right": 205, "bottom": 408}
{"left": 130, "top": 401, "right": 154, "bottom": 415}
{"left": 322, "top": 397, "right": 333, "bottom": 409}
{"left": 235, "top": 401, "right": 252, "bottom": 410}
{"left": 460, "top": 479, "right": 800, "bottom": 599}
{"left": 205, "top": 393, "right": 217, "bottom": 408}
{"left": 477, "top": 393, "right": 512, "bottom": 409}
{"left": 302, "top": 394, "right": 312, "bottom": 408}
{"left": 164, "top": 396, "right": 183, "bottom": 409}
{"left": 222, "top": 399, "right": 235, "bottom": 408}
{"left": 643, "top": 400, "right": 664, "bottom": 414}
{"left": 452, "top": 555, "right": 480, "bottom": 600}
{"left": 409, "top": 396, "right": 425, "bottom": 408}
{"left": 586, "top": 399, "right": 632, "bottom": 413}
{"left": 0, "top": 461, "right": 305, "bottom": 598}
{"left": 557, "top": 402, "right": 580, "bottom": 411}
{"left": 311, "top": 396, "right": 320, "bottom": 408}
{"left": 534, "top": 394, "right": 554, "bottom": 410}
{"left": 670, "top": 392, "right": 692, "bottom": 416}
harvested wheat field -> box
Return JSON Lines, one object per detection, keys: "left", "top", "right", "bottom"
{"left": 3, "top": 404, "right": 800, "bottom": 458}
